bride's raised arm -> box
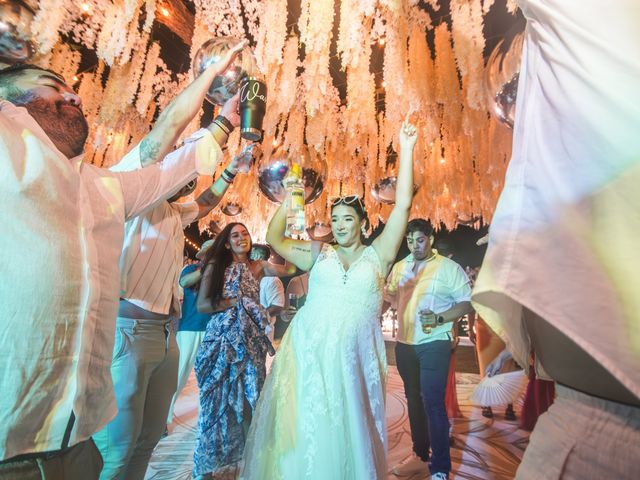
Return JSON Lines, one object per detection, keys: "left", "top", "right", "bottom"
{"left": 372, "top": 117, "right": 417, "bottom": 274}
{"left": 266, "top": 202, "right": 323, "bottom": 272}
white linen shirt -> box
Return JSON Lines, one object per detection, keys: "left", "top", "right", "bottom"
{"left": 111, "top": 147, "right": 201, "bottom": 317}
{"left": 259, "top": 276, "right": 285, "bottom": 342}
{"left": 118, "top": 201, "right": 199, "bottom": 316}
{"left": 0, "top": 101, "right": 222, "bottom": 460}
{"left": 472, "top": 0, "right": 640, "bottom": 397}
{"left": 386, "top": 252, "right": 471, "bottom": 345}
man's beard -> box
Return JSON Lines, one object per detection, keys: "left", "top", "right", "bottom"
{"left": 12, "top": 92, "right": 89, "bottom": 157}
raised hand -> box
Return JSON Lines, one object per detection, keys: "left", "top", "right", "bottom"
{"left": 220, "top": 92, "right": 241, "bottom": 128}
{"left": 203, "top": 39, "right": 249, "bottom": 80}
{"left": 399, "top": 114, "right": 418, "bottom": 151}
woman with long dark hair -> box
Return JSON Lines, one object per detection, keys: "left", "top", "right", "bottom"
{"left": 192, "top": 222, "right": 294, "bottom": 479}
{"left": 240, "top": 117, "right": 417, "bottom": 480}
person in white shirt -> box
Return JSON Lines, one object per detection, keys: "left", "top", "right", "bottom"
{"left": 250, "top": 244, "right": 285, "bottom": 344}
{"left": 472, "top": 1, "right": 640, "bottom": 478}
{"left": 250, "top": 244, "right": 285, "bottom": 374}
{"left": 0, "top": 41, "right": 245, "bottom": 480}
{"left": 385, "top": 219, "right": 472, "bottom": 480}
{"left": 93, "top": 95, "right": 243, "bottom": 479}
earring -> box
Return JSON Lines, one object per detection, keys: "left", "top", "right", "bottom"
{"left": 361, "top": 225, "right": 367, "bottom": 235}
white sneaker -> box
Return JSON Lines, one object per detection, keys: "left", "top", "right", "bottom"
{"left": 431, "top": 473, "right": 449, "bottom": 480}
{"left": 390, "top": 453, "right": 428, "bottom": 476}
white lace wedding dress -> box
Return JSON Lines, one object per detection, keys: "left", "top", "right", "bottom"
{"left": 240, "top": 245, "right": 388, "bottom": 479}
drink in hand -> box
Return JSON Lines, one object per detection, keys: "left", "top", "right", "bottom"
{"left": 419, "top": 309, "right": 437, "bottom": 334}
{"left": 284, "top": 163, "right": 305, "bottom": 237}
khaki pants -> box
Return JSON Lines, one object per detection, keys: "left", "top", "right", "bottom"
{"left": 166, "top": 330, "right": 205, "bottom": 423}
{"left": 93, "top": 316, "right": 178, "bottom": 480}
{"left": 0, "top": 439, "right": 102, "bottom": 480}
{"left": 517, "top": 384, "right": 640, "bottom": 479}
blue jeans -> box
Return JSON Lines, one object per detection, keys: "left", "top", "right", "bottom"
{"left": 395, "top": 340, "right": 451, "bottom": 475}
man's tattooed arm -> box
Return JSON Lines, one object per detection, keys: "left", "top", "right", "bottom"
{"left": 139, "top": 138, "right": 162, "bottom": 167}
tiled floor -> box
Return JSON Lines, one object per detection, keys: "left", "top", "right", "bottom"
{"left": 145, "top": 367, "right": 529, "bottom": 479}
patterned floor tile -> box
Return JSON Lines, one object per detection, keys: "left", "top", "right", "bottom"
{"left": 145, "top": 368, "right": 529, "bottom": 479}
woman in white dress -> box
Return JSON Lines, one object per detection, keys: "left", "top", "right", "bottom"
{"left": 240, "top": 118, "right": 417, "bottom": 479}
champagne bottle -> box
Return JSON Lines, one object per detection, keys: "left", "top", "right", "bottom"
{"left": 284, "top": 163, "right": 305, "bottom": 237}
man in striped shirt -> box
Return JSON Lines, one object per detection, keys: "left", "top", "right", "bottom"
{"left": 93, "top": 95, "right": 245, "bottom": 479}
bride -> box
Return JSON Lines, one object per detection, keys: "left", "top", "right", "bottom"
{"left": 240, "top": 117, "right": 417, "bottom": 479}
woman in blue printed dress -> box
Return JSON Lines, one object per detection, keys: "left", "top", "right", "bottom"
{"left": 193, "top": 222, "right": 295, "bottom": 479}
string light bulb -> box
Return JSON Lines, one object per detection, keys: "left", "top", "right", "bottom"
{"left": 81, "top": 3, "right": 90, "bottom": 12}
{"left": 160, "top": 7, "right": 170, "bottom": 17}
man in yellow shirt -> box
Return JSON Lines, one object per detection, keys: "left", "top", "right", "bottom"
{"left": 386, "top": 219, "right": 472, "bottom": 480}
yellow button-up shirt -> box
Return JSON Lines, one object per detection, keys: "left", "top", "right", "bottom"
{"left": 386, "top": 252, "right": 471, "bottom": 345}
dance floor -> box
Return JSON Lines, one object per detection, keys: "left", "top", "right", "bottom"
{"left": 145, "top": 367, "right": 529, "bottom": 479}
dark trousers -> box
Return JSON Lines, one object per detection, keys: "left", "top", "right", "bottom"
{"left": 395, "top": 340, "right": 452, "bottom": 475}
{"left": 0, "top": 439, "right": 103, "bottom": 480}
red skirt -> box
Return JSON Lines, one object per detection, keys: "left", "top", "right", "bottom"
{"left": 520, "top": 366, "right": 555, "bottom": 431}
{"left": 445, "top": 352, "right": 463, "bottom": 418}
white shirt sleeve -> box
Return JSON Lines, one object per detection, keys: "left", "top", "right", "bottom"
{"left": 172, "top": 201, "right": 200, "bottom": 228}
{"left": 108, "top": 144, "right": 143, "bottom": 172}
{"left": 262, "top": 277, "right": 285, "bottom": 309}
{"left": 114, "top": 129, "right": 222, "bottom": 221}
{"left": 448, "top": 263, "right": 472, "bottom": 304}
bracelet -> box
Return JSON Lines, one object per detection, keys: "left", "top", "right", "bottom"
{"left": 215, "top": 115, "right": 234, "bottom": 134}
{"left": 221, "top": 169, "right": 235, "bottom": 184}
{"left": 212, "top": 120, "right": 230, "bottom": 136}
{"left": 223, "top": 168, "right": 237, "bottom": 180}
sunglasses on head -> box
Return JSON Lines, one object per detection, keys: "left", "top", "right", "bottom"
{"left": 331, "top": 195, "right": 364, "bottom": 210}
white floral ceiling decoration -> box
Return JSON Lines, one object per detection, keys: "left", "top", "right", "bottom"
{"left": 24, "top": 0, "right": 519, "bottom": 238}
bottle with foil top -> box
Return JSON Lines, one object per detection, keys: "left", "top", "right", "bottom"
{"left": 284, "top": 163, "right": 305, "bottom": 237}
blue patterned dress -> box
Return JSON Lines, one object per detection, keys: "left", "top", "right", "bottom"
{"left": 193, "top": 262, "right": 270, "bottom": 476}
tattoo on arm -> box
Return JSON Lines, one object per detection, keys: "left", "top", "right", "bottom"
{"left": 197, "top": 187, "right": 218, "bottom": 207}
{"left": 139, "top": 138, "right": 161, "bottom": 166}
{"left": 291, "top": 245, "right": 311, "bottom": 253}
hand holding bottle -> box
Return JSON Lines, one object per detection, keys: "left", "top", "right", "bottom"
{"left": 284, "top": 164, "right": 305, "bottom": 237}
